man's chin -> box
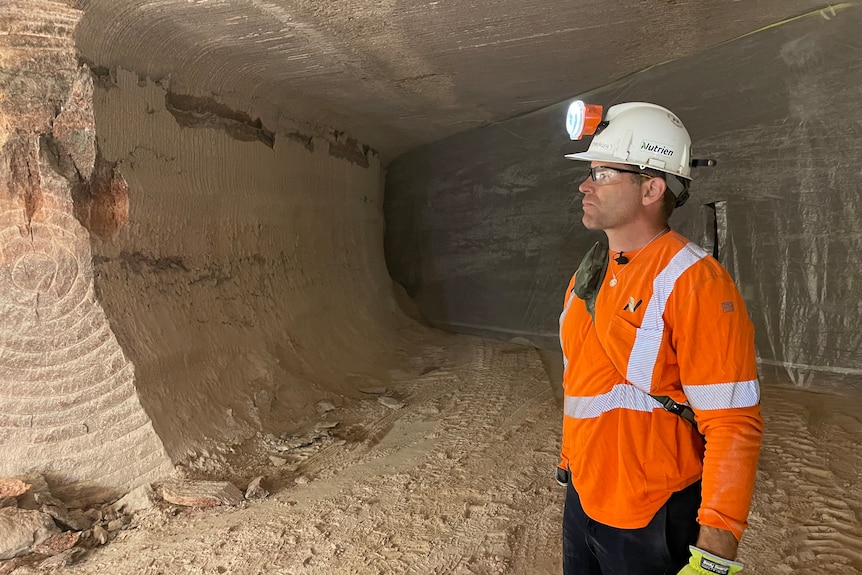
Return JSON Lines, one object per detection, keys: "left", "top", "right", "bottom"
{"left": 581, "top": 216, "right": 601, "bottom": 231}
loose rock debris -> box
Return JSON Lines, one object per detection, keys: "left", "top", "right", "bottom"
{"left": 0, "top": 473, "right": 134, "bottom": 568}
{"left": 159, "top": 479, "right": 244, "bottom": 508}
{"left": 244, "top": 476, "right": 268, "bottom": 500}
{"left": 31, "top": 531, "right": 80, "bottom": 556}
{"left": 0, "top": 479, "right": 29, "bottom": 499}
{"left": 0, "top": 507, "right": 60, "bottom": 561}
{"left": 110, "top": 484, "right": 156, "bottom": 516}
{"left": 377, "top": 396, "right": 406, "bottom": 410}
{"left": 315, "top": 400, "right": 336, "bottom": 415}
{"left": 0, "top": 473, "right": 264, "bottom": 571}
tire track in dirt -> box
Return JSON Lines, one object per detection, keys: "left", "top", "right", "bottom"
{"left": 266, "top": 337, "right": 561, "bottom": 575}
{"left": 43, "top": 339, "right": 862, "bottom": 575}
{"left": 742, "top": 385, "right": 862, "bottom": 574}
{"left": 388, "top": 339, "right": 563, "bottom": 575}
{"left": 51, "top": 335, "right": 564, "bottom": 575}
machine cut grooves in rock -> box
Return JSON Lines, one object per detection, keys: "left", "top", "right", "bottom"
{"left": 4, "top": 1, "right": 862, "bottom": 573}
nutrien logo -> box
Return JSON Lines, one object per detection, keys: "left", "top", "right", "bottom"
{"left": 640, "top": 141, "right": 674, "bottom": 157}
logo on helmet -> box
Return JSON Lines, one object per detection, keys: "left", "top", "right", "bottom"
{"left": 640, "top": 141, "right": 674, "bottom": 157}
{"left": 592, "top": 140, "right": 613, "bottom": 151}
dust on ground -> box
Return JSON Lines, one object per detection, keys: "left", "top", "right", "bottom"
{"left": 6, "top": 333, "right": 862, "bottom": 574}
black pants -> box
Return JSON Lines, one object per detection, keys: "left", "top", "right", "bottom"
{"left": 562, "top": 479, "right": 701, "bottom": 575}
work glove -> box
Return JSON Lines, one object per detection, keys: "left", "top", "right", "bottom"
{"left": 554, "top": 466, "right": 569, "bottom": 487}
{"left": 677, "top": 546, "right": 744, "bottom": 575}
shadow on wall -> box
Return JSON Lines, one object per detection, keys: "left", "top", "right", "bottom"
{"left": 86, "top": 68, "right": 409, "bottom": 463}
{"left": 384, "top": 5, "right": 862, "bottom": 392}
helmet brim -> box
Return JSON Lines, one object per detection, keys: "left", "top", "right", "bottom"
{"left": 564, "top": 151, "right": 628, "bottom": 164}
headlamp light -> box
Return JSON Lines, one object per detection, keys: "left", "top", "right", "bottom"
{"left": 565, "top": 100, "right": 604, "bottom": 141}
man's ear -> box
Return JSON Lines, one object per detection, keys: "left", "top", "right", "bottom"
{"left": 641, "top": 177, "right": 667, "bottom": 207}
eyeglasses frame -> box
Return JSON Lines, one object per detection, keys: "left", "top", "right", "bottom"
{"left": 588, "top": 165, "right": 664, "bottom": 184}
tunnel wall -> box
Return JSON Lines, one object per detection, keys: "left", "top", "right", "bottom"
{"left": 88, "top": 68, "right": 406, "bottom": 462}
{"left": 2, "top": 0, "right": 411, "bottom": 501}
{"left": 0, "top": 1, "right": 173, "bottom": 504}
{"left": 385, "top": 6, "right": 862, "bottom": 392}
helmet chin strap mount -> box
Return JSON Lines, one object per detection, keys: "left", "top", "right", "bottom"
{"left": 669, "top": 158, "right": 716, "bottom": 207}
{"left": 690, "top": 159, "right": 717, "bottom": 168}
{"left": 656, "top": 170, "right": 689, "bottom": 207}
{"left": 672, "top": 186, "right": 690, "bottom": 208}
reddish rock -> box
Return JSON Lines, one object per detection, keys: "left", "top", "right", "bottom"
{"left": 32, "top": 530, "right": 80, "bottom": 555}
{"left": 0, "top": 478, "right": 29, "bottom": 499}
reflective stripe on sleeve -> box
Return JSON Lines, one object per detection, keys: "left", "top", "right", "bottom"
{"left": 627, "top": 243, "right": 707, "bottom": 393}
{"left": 565, "top": 384, "right": 659, "bottom": 419}
{"left": 682, "top": 379, "right": 761, "bottom": 410}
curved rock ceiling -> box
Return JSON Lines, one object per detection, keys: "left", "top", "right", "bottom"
{"left": 77, "top": 0, "right": 823, "bottom": 159}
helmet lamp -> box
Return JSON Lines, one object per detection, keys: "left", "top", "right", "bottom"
{"left": 565, "top": 100, "right": 604, "bottom": 141}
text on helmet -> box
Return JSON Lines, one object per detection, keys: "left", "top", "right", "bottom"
{"left": 640, "top": 140, "right": 674, "bottom": 157}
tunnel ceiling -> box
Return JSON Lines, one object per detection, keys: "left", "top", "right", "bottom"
{"left": 76, "top": 0, "right": 827, "bottom": 160}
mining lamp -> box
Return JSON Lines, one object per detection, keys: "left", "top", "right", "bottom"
{"left": 565, "top": 100, "right": 604, "bottom": 141}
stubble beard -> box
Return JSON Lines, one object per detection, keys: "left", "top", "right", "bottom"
{"left": 581, "top": 214, "right": 599, "bottom": 230}
{"left": 581, "top": 208, "right": 608, "bottom": 231}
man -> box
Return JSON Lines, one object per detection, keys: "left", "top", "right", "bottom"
{"left": 557, "top": 102, "right": 764, "bottom": 575}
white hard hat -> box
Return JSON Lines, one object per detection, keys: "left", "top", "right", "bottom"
{"left": 565, "top": 102, "right": 694, "bottom": 203}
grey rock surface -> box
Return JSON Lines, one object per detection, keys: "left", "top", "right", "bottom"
{"left": 0, "top": 507, "right": 61, "bottom": 560}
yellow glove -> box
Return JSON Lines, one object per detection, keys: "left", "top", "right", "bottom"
{"left": 677, "top": 546, "right": 744, "bottom": 575}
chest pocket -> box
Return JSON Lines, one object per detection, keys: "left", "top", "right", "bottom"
{"left": 605, "top": 312, "right": 666, "bottom": 394}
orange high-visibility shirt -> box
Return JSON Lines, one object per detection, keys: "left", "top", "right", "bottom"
{"left": 559, "top": 230, "right": 763, "bottom": 540}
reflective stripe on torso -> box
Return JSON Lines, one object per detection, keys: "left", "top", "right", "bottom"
{"left": 564, "top": 383, "right": 657, "bottom": 419}
{"left": 559, "top": 237, "right": 760, "bottom": 416}
{"left": 626, "top": 242, "right": 706, "bottom": 393}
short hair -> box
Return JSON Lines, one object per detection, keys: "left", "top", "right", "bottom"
{"left": 659, "top": 184, "right": 677, "bottom": 221}
{"left": 628, "top": 166, "right": 677, "bottom": 221}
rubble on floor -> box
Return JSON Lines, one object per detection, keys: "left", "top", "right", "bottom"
{"left": 0, "top": 472, "right": 268, "bottom": 572}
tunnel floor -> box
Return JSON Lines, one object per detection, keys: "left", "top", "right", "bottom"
{"left": 9, "top": 331, "right": 862, "bottom": 575}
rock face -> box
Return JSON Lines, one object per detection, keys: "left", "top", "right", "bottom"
{"left": 1, "top": 0, "right": 402, "bottom": 502}
{"left": 0, "top": 1, "right": 173, "bottom": 503}
{"left": 0, "top": 507, "right": 61, "bottom": 561}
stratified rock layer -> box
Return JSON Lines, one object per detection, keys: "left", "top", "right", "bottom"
{"left": 0, "top": 0, "right": 173, "bottom": 504}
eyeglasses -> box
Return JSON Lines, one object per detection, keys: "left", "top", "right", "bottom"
{"left": 587, "top": 165, "right": 655, "bottom": 185}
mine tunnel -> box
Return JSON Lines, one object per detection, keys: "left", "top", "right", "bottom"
{"left": 2, "top": 1, "right": 862, "bottom": 573}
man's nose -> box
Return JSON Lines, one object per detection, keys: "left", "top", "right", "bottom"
{"left": 578, "top": 175, "right": 594, "bottom": 194}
